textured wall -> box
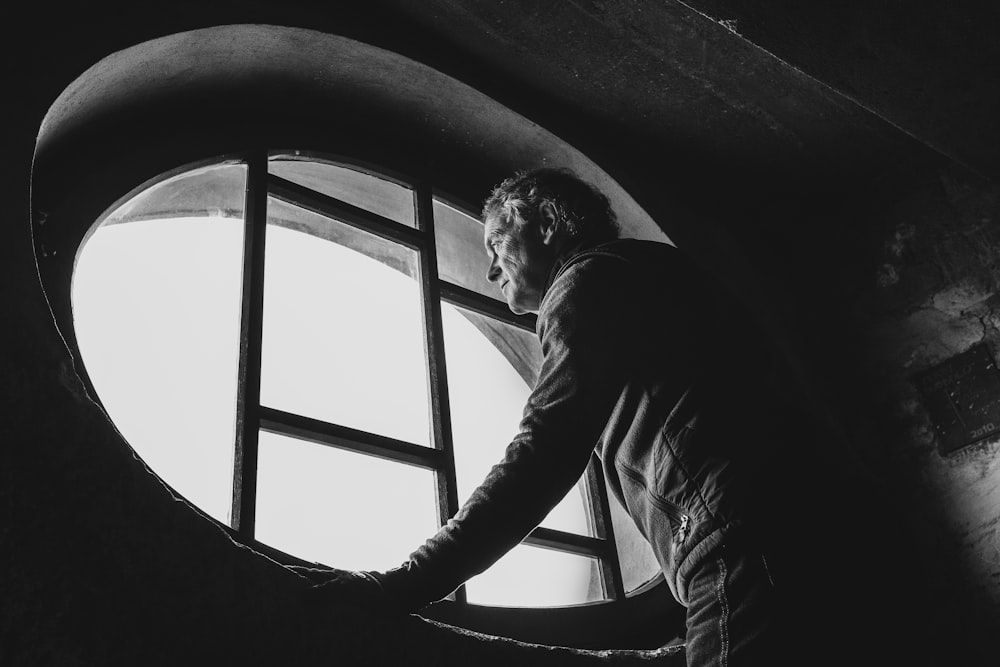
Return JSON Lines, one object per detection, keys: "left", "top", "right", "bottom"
{"left": 731, "top": 161, "right": 1000, "bottom": 666}
{"left": 850, "top": 165, "right": 1000, "bottom": 650}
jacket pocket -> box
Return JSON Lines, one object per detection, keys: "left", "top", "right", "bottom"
{"left": 617, "top": 463, "right": 691, "bottom": 544}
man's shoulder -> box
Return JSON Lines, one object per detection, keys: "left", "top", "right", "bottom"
{"left": 539, "top": 238, "right": 698, "bottom": 337}
{"left": 543, "top": 239, "right": 685, "bottom": 312}
{"left": 558, "top": 238, "right": 688, "bottom": 278}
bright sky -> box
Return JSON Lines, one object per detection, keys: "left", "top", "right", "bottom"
{"left": 71, "top": 215, "right": 596, "bottom": 607}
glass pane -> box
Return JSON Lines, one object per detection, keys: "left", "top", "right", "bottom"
{"left": 100, "top": 161, "right": 247, "bottom": 226}
{"left": 465, "top": 544, "right": 602, "bottom": 607}
{"left": 269, "top": 156, "right": 415, "bottom": 228}
{"left": 442, "top": 304, "right": 591, "bottom": 536}
{"left": 255, "top": 431, "right": 438, "bottom": 571}
{"left": 72, "top": 202, "right": 246, "bottom": 523}
{"left": 260, "top": 198, "right": 430, "bottom": 446}
{"left": 433, "top": 198, "right": 504, "bottom": 301}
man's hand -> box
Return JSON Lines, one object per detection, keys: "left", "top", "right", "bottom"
{"left": 288, "top": 565, "right": 392, "bottom": 612}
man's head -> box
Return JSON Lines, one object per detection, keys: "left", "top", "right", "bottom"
{"left": 481, "top": 168, "right": 619, "bottom": 314}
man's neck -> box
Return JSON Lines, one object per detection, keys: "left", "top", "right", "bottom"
{"left": 542, "top": 237, "right": 613, "bottom": 296}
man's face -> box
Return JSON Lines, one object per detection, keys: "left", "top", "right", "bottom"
{"left": 483, "top": 212, "right": 555, "bottom": 315}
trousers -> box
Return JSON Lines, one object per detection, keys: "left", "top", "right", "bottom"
{"left": 676, "top": 524, "right": 937, "bottom": 667}
{"left": 682, "top": 538, "right": 780, "bottom": 666}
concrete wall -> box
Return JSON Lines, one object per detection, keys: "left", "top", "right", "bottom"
{"left": 738, "top": 162, "right": 1000, "bottom": 666}
{"left": 848, "top": 165, "right": 1000, "bottom": 643}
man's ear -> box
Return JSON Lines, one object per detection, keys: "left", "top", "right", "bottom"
{"left": 538, "top": 201, "right": 559, "bottom": 245}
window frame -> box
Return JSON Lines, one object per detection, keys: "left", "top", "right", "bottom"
{"left": 34, "top": 25, "right": 686, "bottom": 649}
{"left": 230, "top": 148, "right": 626, "bottom": 604}
{"left": 60, "top": 148, "right": 685, "bottom": 650}
{"left": 62, "top": 148, "right": 684, "bottom": 649}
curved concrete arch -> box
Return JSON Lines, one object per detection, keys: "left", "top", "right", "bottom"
{"left": 29, "top": 24, "right": 682, "bottom": 655}
{"left": 36, "top": 24, "right": 668, "bottom": 238}
{"left": 34, "top": 23, "right": 670, "bottom": 359}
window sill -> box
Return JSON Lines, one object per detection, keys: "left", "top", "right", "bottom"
{"left": 419, "top": 578, "right": 684, "bottom": 650}
{"left": 236, "top": 529, "right": 683, "bottom": 650}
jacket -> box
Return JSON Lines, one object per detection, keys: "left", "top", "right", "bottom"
{"left": 376, "top": 239, "right": 797, "bottom": 609}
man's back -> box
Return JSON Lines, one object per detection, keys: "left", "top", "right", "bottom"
{"left": 539, "top": 238, "right": 801, "bottom": 603}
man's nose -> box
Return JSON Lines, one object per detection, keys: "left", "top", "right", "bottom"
{"left": 486, "top": 258, "right": 501, "bottom": 282}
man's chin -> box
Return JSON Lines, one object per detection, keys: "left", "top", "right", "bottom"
{"left": 505, "top": 298, "right": 528, "bottom": 316}
{"left": 507, "top": 300, "right": 539, "bottom": 316}
{"left": 505, "top": 291, "right": 538, "bottom": 316}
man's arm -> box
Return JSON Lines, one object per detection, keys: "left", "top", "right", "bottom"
{"left": 372, "top": 255, "right": 641, "bottom": 611}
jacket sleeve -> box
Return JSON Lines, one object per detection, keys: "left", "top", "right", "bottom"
{"left": 373, "top": 255, "right": 639, "bottom": 611}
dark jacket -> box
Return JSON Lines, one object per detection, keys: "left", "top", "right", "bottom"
{"left": 377, "top": 239, "right": 805, "bottom": 609}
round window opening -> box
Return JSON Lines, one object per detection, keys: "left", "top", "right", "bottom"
{"left": 71, "top": 153, "right": 660, "bottom": 608}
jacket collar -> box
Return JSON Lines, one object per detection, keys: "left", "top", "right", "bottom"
{"left": 541, "top": 238, "right": 623, "bottom": 298}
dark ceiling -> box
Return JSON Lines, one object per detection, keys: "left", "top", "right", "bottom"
{"left": 374, "top": 0, "right": 999, "bottom": 184}
{"left": 26, "top": 0, "right": 998, "bottom": 353}
{"left": 25, "top": 0, "right": 998, "bottom": 304}
{"left": 29, "top": 0, "right": 998, "bottom": 200}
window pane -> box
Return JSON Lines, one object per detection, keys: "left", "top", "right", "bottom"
{"left": 72, "top": 212, "right": 245, "bottom": 524}
{"left": 269, "top": 156, "right": 415, "bottom": 228}
{"left": 465, "top": 544, "right": 602, "bottom": 607}
{"left": 442, "top": 304, "right": 591, "bottom": 536}
{"left": 260, "top": 198, "right": 430, "bottom": 446}
{"left": 100, "top": 161, "right": 247, "bottom": 225}
{"left": 255, "top": 431, "right": 437, "bottom": 571}
{"left": 433, "top": 199, "right": 504, "bottom": 301}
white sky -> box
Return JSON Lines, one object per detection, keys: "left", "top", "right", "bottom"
{"left": 71, "top": 216, "right": 595, "bottom": 607}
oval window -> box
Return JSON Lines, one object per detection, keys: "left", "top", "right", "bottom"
{"left": 72, "top": 154, "right": 660, "bottom": 608}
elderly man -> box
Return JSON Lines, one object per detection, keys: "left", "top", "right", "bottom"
{"left": 296, "top": 168, "right": 919, "bottom": 666}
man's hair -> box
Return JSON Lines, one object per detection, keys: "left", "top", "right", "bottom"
{"left": 481, "top": 168, "right": 620, "bottom": 245}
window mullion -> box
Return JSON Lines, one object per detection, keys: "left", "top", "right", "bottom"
{"left": 231, "top": 149, "right": 269, "bottom": 539}
{"left": 585, "top": 454, "right": 626, "bottom": 600}
{"left": 438, "top": 280, "right": 537, "bottom": 333}
{"left": 267, "top": 173, "right": 426, "bottom": 251}
{"left": 259, "top": 406, "right": 445, "bottom": 470}
{"left": 522, "top": 526, "right": 609, "bottom": 558}
{"left": 415, "top": 183, "right": 466, "bottom": 604}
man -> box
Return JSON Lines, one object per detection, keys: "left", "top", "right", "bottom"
{"left": 296, "top": 168, "right": 920, "bottom": 666}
